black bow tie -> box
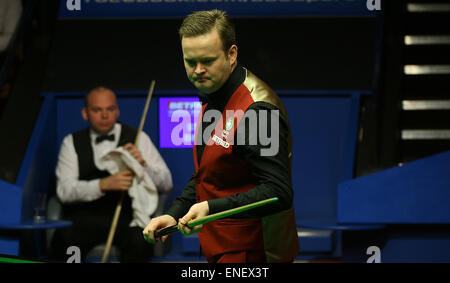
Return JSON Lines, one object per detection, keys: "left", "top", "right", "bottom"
{"left": 95, "top": 134, "right": 115, "bottom": 144}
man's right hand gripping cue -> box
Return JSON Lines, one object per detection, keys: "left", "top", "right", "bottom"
{"left": 142, "top": 201, "right": 209, "bottom": 244}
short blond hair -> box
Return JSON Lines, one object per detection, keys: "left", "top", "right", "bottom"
{"left": 179, "top": 9, "right": 236, "bottom": 53}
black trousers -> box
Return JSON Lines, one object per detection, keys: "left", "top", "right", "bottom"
{"left": 48, "top": 209, "right": 153, "bottom": 263}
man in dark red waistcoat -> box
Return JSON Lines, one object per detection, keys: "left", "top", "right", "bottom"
{"left": 144, "top": 9, "right": 299, "bottom": 263}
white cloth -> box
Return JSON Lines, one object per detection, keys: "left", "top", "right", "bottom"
{"left": 56, "top": 123, "right": 173, "bottom": 228}
{"left": 100, "top": 147, "right": 158, "bottom": 228}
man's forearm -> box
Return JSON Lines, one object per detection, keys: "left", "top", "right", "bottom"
{"left": 57, "top": 178, "right": 104, "bottom": 203}
{"left": 166, "top": 173, "right": 197, "bottom": 221}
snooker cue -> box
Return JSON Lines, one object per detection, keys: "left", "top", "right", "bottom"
{"left": 101, "top": 80, "right": 156, "bottom": 263}
{"left": 145, "top": 197, "right": 278, "bottom": 242}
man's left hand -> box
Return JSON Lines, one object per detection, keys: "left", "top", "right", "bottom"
{"left": 178, "top": 201, "right": 209, "bottom": 236}
{"left": 123, "top": 143, "right": 147, "bottom": 168}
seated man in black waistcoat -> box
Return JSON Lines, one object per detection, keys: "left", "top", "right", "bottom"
{"left": 48, "top": 86, "right": 173, "bottom": 262}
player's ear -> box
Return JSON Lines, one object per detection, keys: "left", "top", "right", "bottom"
{"left": 228, "top": 45, "right": 238, "bottom": 65}
{"left": 81, "top": 107, "right": 88, "bottom": 121}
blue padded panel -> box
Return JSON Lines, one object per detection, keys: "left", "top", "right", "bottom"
{"left": 181, "top": 228, "right": 335, "bottom": 254}
{"left": 181, "top": 234, "right": 200, "bottom": 254}
{"left": 338, "top": 150, "right": 450, "bottom": 224}
{"left": 0, "top": 179, "right": 22, "bottom": 224}
{"left": 19, "top": 98, "right": 57, "bottom": 221}
{"left": 381, "top": 236, "right": 450, "bottom": 263}
{"left": 281, "top": 96, "right": 357, "bottom": 224}
{"left": 0, "top": 237, "right": 19, "bottom": 256}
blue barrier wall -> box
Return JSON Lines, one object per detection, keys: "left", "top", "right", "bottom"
{"left": 0, "top": 89, "right": 365, "bottom": 259}
{"left": 283, "top": 94, "right": 362, "bottom": 224}
{"left": 58, "top": 0, "right": 378, "bottom": 19}
{"left": 53, "top": 91, "right": 364, "bottom": 229}
{"left": 0, "top": 180, "right": 22, "bottom": 225}
{"left": 18, "top": 98, "right": 58, "bottom": 222}
{"left": 338, "top": 150, "right": 450, "bottom": 224}
{"left": 338, "top": 150, "right": 450, "bottom": 263}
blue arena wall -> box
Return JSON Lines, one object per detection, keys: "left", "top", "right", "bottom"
{"left": 0, "top": 89, "right": 366, "bottom": 259}
{"left": 58, "top": 0, "right": 379, "bottom": 19}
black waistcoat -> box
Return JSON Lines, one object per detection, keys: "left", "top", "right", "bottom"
{"left": 62, "top": 124, "right": 137, "bottom": 220}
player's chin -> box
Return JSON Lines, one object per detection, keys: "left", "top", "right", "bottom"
{"left": 194, "top": 83, "right": 216, "bottom": 94}
{"left": 194, "top": 80, "right": 208, "bottom": 87}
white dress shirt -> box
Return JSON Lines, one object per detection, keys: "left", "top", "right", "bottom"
{"left": 56, "top": 123, "right": 173, "bottom": 227}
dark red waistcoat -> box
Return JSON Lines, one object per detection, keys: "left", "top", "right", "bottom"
{"left": 194, "top": 70, "right": 299, "bottom": 262}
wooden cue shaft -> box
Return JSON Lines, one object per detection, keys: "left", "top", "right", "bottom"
{"left": 101, "top": 193, "right": 124, "bottom": 263}
{"left": 101, "top": 80, "right": 156, "bottom": 263}
{"left": 135, "top": 80, "right": 155, "bottom": 145}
